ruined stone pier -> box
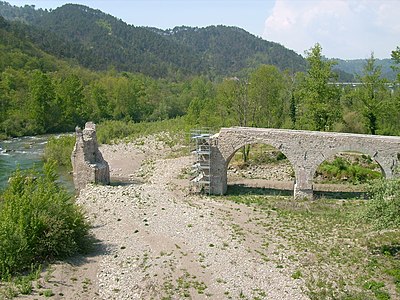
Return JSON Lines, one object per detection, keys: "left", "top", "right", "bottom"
{"left": 71, "top": 122, "right": 110, "bottom": 192}
{"left": 208, "top": 127, "right": 400, "bottom": 199}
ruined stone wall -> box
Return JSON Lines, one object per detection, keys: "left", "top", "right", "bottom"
{"left": 210, "top": 127, "right": 400, "bottom": 199}
{"left": 71, "top": 122, "right": 110, "bottom": 192}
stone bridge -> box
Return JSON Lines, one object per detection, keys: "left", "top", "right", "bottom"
{"left": 209, "top": 127, "right": 400, "bottom": 199}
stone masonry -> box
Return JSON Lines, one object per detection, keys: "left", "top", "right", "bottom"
{"left": 209, "top": 127, "right": 400, "bottom": 199}
{"left": 71, "top": 122, "right": 110, "bottom": 193}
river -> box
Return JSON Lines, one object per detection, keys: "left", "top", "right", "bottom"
{"left": 0, "top": 135, "right": 74, "bottom": 192}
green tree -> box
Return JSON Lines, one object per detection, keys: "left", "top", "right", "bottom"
{"left": 391, "top": 46, "right": 400, "bottom": 82}
{"left": 0, "top": 68, "right": 31, "bottom": 137}
{"left": 248, "top": 65, "right": 287, "bottom": 128}
{"left": 357, "top": 53, "right": 388, "bottom": 135}
{"left": 216, "top": 77, "right": 255, "bottom": 161}
{"left": 185, "top": 76, "right": 217, "bottom": 126}
{"left": 29, "top": 70, "right": 55, "bottom": 134}
{"left": 295, "top": 43, "right": 341, "bottom": 131}
{"left": 216, "top": 77, "right": 253, "bottom": 127}
{"left": 87, "top": 82, "right": 110, "bottom": 122}
{"left": 54, "top": 74, "right": 85, "bottom": 130}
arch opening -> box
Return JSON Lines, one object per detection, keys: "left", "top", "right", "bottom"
{"left": 226, "top": 143, "right": 295, "bottom": 195}
{"left": 313, "top": 151, "right": 384, "bottom": 198}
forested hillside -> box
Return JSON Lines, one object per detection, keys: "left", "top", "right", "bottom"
{"left": 0, "top": 1, "right": 306, "bottom": 77}
{"left": 152, "top": 25, "right": 307, "bottom": 75}
{"left": 332, "top": 58, "right": 397, "bottom": 81}
{"left": 0, "top": 1, "right": 399, "bottom": 141}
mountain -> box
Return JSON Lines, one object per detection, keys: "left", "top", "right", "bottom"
{"left": 0, "top": 1, "right": 307, "bottom": 77}
{"left": 0, "top": 14, "right": 70, "bottom": 73}
{"left": 150, "top": 25, "right": 307, "bottom": 75}
{"left": 331, "top": 58, "right": 397, "bottom": 82}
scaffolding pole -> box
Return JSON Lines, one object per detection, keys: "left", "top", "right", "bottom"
{"left": 190, "top": 128, "right": 212, "bottom": 194}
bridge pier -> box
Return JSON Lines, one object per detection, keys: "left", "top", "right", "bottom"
{"left": 209, "top": 142, "right": 227, "bottom": 195}
{"left": 293, "top": 167, "right": 314, "bottom": 200}
{"left": 294, "top": 183, "right": 314, "bottom": 200}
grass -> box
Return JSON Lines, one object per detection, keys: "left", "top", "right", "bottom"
{"left": 223, "top": 190, "right": 400, "bottom": 299}
{"left": 161, "top": 270, "right": 208, "bottom": 299}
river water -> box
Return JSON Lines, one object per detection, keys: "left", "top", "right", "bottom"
{"left": 0, "top": 135, "right": 74, "bottom": 192}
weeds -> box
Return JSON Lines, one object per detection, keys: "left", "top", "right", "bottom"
{"left": 225, "top": 191, "right": 400, "bottom": 299}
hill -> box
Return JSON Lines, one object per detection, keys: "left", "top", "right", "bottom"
{"left": 332, "top": 58, "right": 397, "bottom": 81}
{"left": 0, "top": 14, "right": 71, "bottom": 73}
{"left": 0, "top": 1, "right": 307, "bottom": 77}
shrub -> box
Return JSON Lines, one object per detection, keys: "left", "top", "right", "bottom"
{"left": 43, "top": 135, "right": 75, "bottom": 170}
{"left": 360, "top": 179, "right": 400, "bottom": 230}
{"left": 317, "top": 156, "right": 382, "bottom": 184}
{"left": 0, "top": 162, "right": 90, "bottom": 278}
{"left": 96, "top": 117, "right": 189, "bottom": 144}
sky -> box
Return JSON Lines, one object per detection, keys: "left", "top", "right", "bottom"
{"left": 4, "top": 0, "right": 400, "bottom": 59}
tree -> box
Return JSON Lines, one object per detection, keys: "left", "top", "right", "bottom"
{"left": 215, "top": 77, "right": 255, "bottom": 161}
{"left": 54, "top": 74, "right": 85, "bottom": 131}
{"left": 87, "top": 82, "right": 110, "bottom": 122}
{"left": 389, "top": 46, "right": 400, "bottom": 134}
{"left": 392, "top": 46, "right": 400, "bottom": 82}
{"left": 248, "top": 65, "right": 287, "bottom": 128}
{"left": 357, "top": 53, "right": 388, "bottom": 135}
{"left": 29, "top": 70, "right": 55, "bottom": 134}
{"left": 216, "top": 77, "right": 253, "bottom": 128}
{"left": 295, "top": 43, "right": 341, "bottom": 131}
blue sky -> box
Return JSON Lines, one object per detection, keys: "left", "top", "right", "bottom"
{"left": 5, "top": 0, "right": 400, "bottom": 59}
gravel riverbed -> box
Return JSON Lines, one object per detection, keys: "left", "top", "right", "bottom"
{"left": 20, "top": 134, "right": 309, "bottom": 300}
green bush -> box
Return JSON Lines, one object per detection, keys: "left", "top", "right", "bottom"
{"left": 0, "top": 162, "right": 90, "bottom": 278}
{"left": 43, "top": 135, "right": 75, "bottom": 170}
{"left": 317, "top": 156, "right": 382, "bottom": 184}
{"left": 96, "top": 117, "right": 189, "bottom": 144}
{"left": 361, "top": 179, "right": 400, "bottom": 230}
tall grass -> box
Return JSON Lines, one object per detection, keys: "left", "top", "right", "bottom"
{"left": 0, "top": 162, "right": 90, "bottom": 278}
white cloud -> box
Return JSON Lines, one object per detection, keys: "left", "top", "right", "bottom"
{"left": 263, "top": 0, "right": 400, "bottom": 59}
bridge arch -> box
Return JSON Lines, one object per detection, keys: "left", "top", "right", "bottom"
{"left": 310, "top": 146, "right": 393, "bottom": 181}
{"left": 209, "top": 127, "right": 400, "bottom": 199}
{"left": 225, "top": 141, "right": 296, "bottom": 191}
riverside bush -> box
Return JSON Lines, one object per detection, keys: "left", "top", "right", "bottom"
{"left": 0, "top": 162, "right": 90, "bottom": 278}
{"left": 43, "top": 135, "right": 75, "bottom": 169}
{"left": 361, "top": 179, "right": 400, "bottom": 230}
{"left": 97, "top": 117, "right": 189, "bottom": 144}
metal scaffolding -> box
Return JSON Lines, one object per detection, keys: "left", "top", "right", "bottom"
{"left": 190, "top": 129, "right": 212, "bottom": 194}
